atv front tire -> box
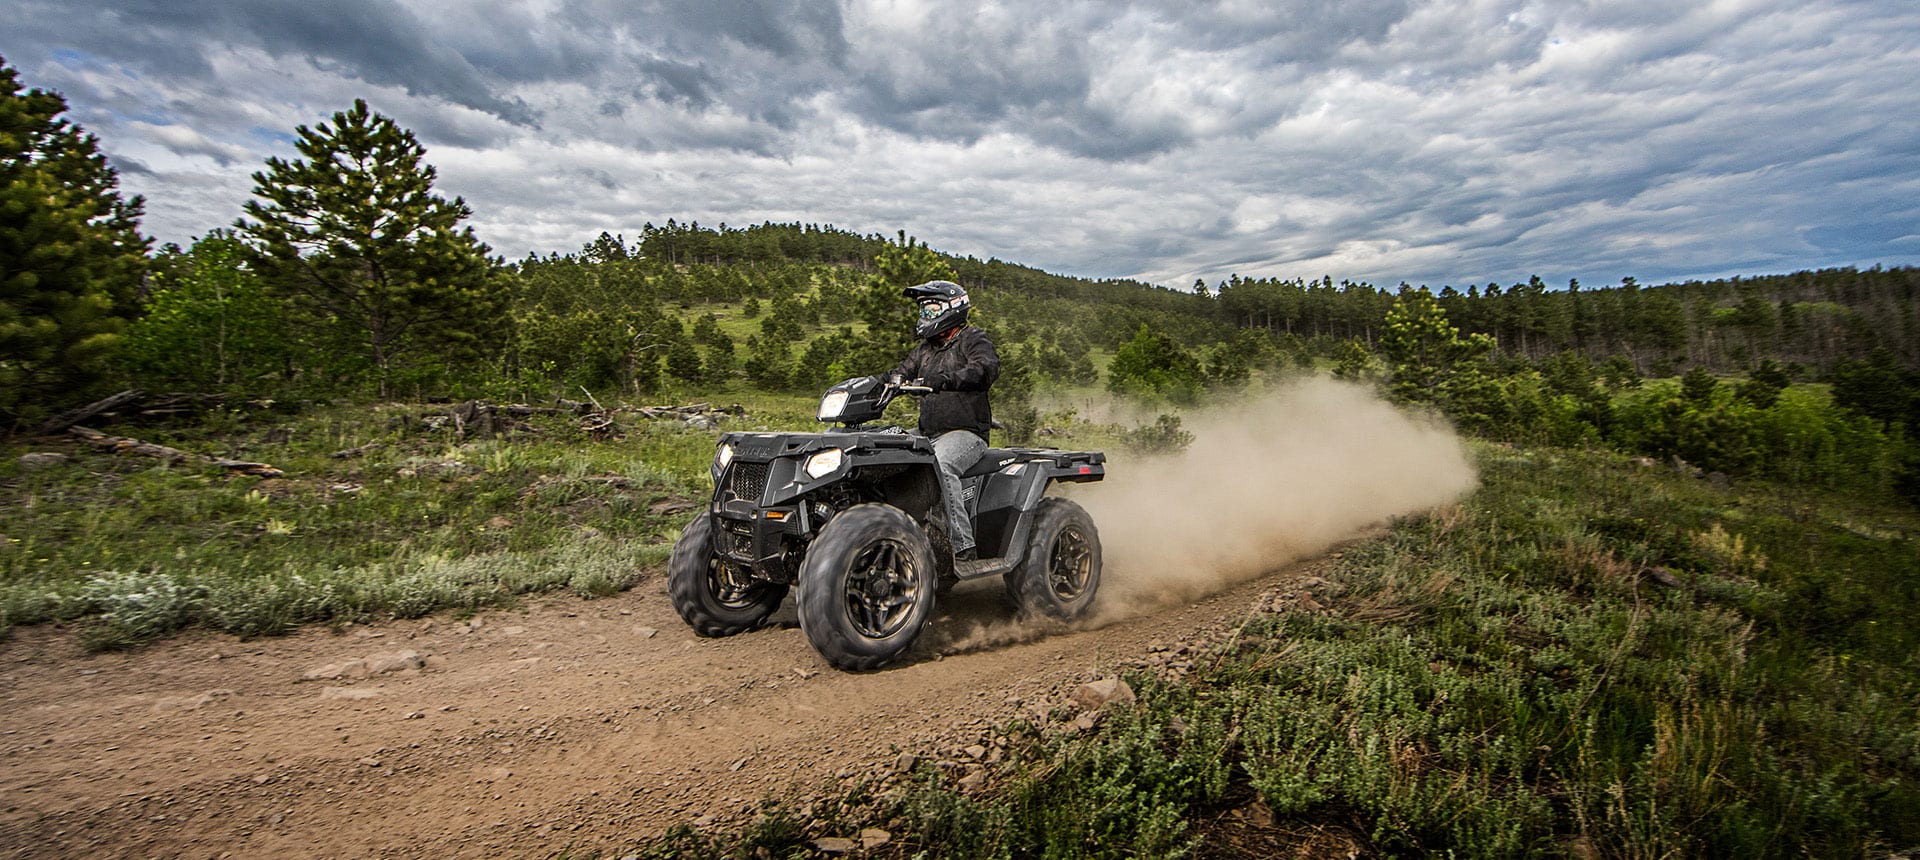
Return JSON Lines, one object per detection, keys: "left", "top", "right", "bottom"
{"left": 669, "top": 511, "right": 789, "bottom": 637}
{"left": 797, "top": 504, "right": 937, "bottom": 671}
{"left": 1007, "top": 497, "right": 1102, "bottom": 620}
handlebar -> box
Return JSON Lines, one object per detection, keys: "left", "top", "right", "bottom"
{"left": 885, "top": 376, "right": 933, "bottom": 397}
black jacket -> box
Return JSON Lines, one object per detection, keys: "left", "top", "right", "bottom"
{"left": 892, "top": 326, "right": 999, "bottom": 438}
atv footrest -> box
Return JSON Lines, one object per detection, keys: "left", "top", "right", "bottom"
{"left": 954, "top": 557, "right": 1016, "bottom": 579}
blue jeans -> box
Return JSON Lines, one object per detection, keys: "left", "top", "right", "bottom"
{"left": 932, "top": 430, "right": 987, "bottom": 553}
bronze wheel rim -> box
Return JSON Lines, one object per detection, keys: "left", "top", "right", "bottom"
{"left": 843, "top": 539, "right": 922, "bottom": 638}
{"left": 1047, "top": 525, "right": 1093, "bottom": 601}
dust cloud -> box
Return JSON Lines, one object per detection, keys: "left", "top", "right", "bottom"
{"left": 1079, "top": 377, "right": 1477, "bottom": 617}
{"left": 931, "top": 377, "right": 1477, "bottom": 654}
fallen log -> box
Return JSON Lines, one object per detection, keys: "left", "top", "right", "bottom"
{"left": 68, "top": 426, "right": 285, "bottom": 478}
{"left": 445, "top": 400, "right": 539, "bottom": 439}
{"left": 492, "top": 405, "right": 571, "bottom": 417}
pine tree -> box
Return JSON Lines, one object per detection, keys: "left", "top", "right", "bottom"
{"left": 1736, "top": 358, "right": 1791, "bottom": 409}
{"left": 1636, "top": 293, "right": 1688, "bottom": 364}
{"left": 872, "top": 231, "right": 957, "bottom": 288}
{"left": 1380, "top": 285, "right": 1491, "bottom": 402}
{"left": 1830, "top": 348, "right": 1915, "bottom": 427}
{"left": 1680, "top": 366, "right": 1719, "bottom": 406}
{"left": 665, "top": 337, "right": 703, "bottom": 383}
{"left": 863, "top": 232, "right": 955, "bottom": 329}
{"left": 0, "top": 57, "right": 149, "bottom": 423}
{"left": 237, "top": 99, "right": 499, "bottom": 395}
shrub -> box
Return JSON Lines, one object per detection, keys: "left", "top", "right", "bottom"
{"left": 1120, "top": 414, "right": 1193, "bottom": 456}
{"left": 1108, "top": 325, "right": 1204, "bottom": 405}
{"left": 80, "top": 571, "right": 205, "bottom": 649}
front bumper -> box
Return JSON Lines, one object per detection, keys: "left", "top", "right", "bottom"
{"left": 713, "top": 505, "right": 800, "bottom": 561}
{"left": 710, "top": 456, "right": 808, "bottom": 581}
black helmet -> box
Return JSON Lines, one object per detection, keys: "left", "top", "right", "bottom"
{"left": 904, "top": 280, "right": 970, "bottom": 340}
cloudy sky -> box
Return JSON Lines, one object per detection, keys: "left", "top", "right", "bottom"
{"left": 4, "top": 0, "right": 1916, "bottom": 290}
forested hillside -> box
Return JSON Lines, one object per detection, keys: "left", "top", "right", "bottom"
{"left": 525, "top": 220, "right": 1920, "bottom": 395}
{"left": 1215, "top": 267, "right": 1920, "bottom": 372}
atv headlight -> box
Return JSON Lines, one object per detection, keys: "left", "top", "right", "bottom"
{"left": 804, "top": 447, "right": 843, "bottom": 479}
{"left": 817, "top": 390, "right": 849, "bottom": 421}
{"left": 714, "top": 442, "right": 734, "bottom": 472}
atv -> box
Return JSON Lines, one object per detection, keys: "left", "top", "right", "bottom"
{"left": 668, "top": 375, "right": 1107, "bottom": 670}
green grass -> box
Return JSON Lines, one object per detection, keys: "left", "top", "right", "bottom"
{"left": 0, "top": 382, "right": 1158, "bottom": 650}
{"left": 0, "top": 400, "right": 736, "bottom": 646}
{"left": 623, "top": 440, "right": 1920, "bottom": 858}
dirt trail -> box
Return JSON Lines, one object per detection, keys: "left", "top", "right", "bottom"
{"left": 2, "top": 380, "right": 1476, "bottom": 857}
{"left": 0, "top": 558, "right": 1334, "bottom": 859}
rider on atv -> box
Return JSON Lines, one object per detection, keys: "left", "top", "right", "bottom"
{"left": 668, "top": 278, "right": 1104, "bottom": 670}
{"left": 887, "top": 280, "right": 999, "bottom": 562}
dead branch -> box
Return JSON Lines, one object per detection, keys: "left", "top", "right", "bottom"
{"left": 581, "top": 412, "right": 622, "bottom": 441}
{"left": 135, "top": 393, "right": 232, "bottom": 418}
{"left": 38, "top": 391, "right": 289, "bottom": 435}
{"left": 39, "top": 390, "right": 147, "bottom": 435}
{"left": 578, "top": 385, "right": 606, "bottom": 413}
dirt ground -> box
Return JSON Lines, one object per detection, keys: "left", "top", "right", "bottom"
{"left": 0, "top": 557, "right": 1336, "bottom": 859}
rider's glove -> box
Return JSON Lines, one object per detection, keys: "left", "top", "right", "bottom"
{"left": 884, "top": 371, "right": 907, "bottom": 387}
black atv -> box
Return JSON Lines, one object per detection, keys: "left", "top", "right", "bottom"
{"left": 668, "top": 375, "right": 1107, "bottom": 670}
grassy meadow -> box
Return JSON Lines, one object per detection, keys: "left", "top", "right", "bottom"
{"left": 2, "top": 397, "right": 746, "bottom": 648}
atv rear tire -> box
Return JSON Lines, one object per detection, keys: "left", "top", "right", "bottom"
{"left": 669, "top": 511, "right": 788, "bottom": 637}
{"left": 797, "top": 504, "right": 937, "bottom": 671}
{"left": 1007, "top": 497, "right": 1102, "bottom": 620}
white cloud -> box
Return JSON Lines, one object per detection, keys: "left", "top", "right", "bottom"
{"left": 125, "top": 121, "right": 253, "bottom": 166}
{"left": 0, "top": 0, "right": 1913, "bottom": 289}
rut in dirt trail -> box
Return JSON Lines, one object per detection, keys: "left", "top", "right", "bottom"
{"left": 2, "top": 560, "right": 1338, "bottom": 859}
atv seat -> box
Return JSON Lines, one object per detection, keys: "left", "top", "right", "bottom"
{"left": 963, "top": 448, "right": 1022, "bottom": 478}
